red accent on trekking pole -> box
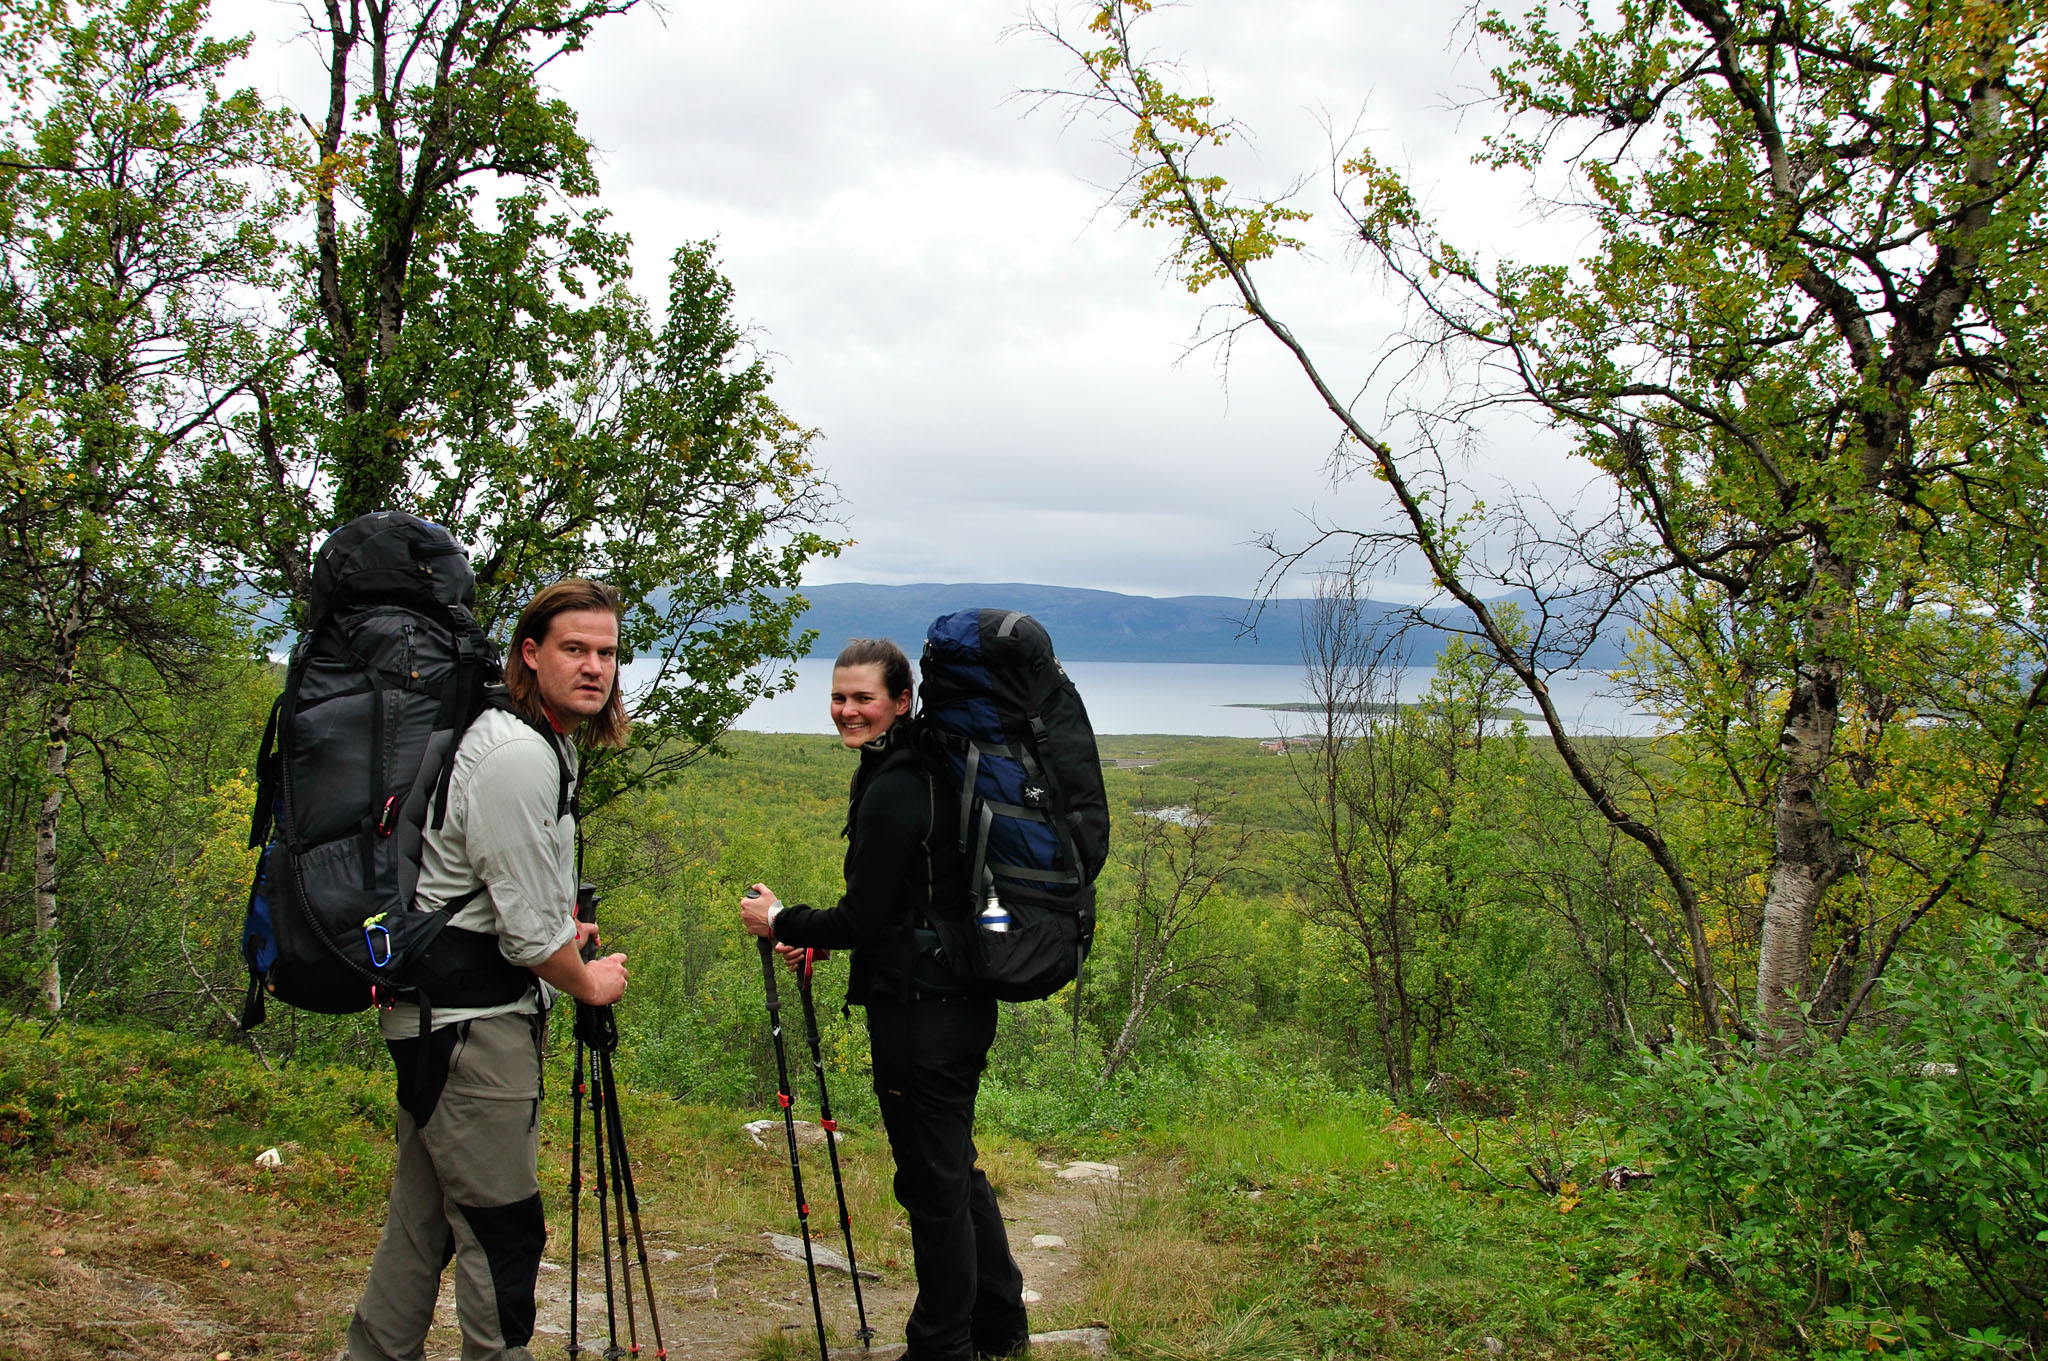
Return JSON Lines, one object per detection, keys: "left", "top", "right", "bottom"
{"left": 778, "top": 1092, "right": 791, "bottom": 1109}
{"left": 820, "top": 1118, "right": 837, "bottom": 1132}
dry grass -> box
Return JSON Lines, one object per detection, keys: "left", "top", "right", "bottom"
{"left": 1076, "top": 1164, "right": 1265, "bottom": 1358}
{"left": 0, "top": 1153, "right": 379, "bottom": 1360}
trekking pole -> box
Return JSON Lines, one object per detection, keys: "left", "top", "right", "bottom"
{"left": 584, "top": 1012, "right": 623, "bottom": 1358}
{"left": 796, "top": 950, "right": 874, "bottom": 1347}
{"left": 574, "top": 884, "right": 624, "bottom": 1360}
{"left": 755, "top": 921, "right": 831, "bottom": 1361}
{"left": 595, "top": 1041, "right": 642, "bottom": 1358}
{"left": 568, "top": 882, "right": 667, "bottom": 1359}
{"left": 567, "top": 884, "right": 604, "bottom": 1358}
{"left": 598, "top": 1038, "right": 668, "bottom": 1360}
{"left": 567, "top": 1032, "right": 588, "bottom": 1356}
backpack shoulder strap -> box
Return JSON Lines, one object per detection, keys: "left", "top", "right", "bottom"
{"left": 480, "top": 692, "right": 576, "bottom": 820}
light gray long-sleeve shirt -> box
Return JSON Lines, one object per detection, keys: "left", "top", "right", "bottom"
{"left": 378, "top": 705, "right": 579, "bottom": 1038}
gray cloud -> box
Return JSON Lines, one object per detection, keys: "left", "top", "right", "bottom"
{"left": 224, "top": 0, "right": 1550, "bottom": 600}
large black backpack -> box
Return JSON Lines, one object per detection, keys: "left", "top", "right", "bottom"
{"left": 916, "top": 609, "right": 1110, "bottom": 1003}
{"left": 238, "top": 511, "right": 541, "bottom": 1030}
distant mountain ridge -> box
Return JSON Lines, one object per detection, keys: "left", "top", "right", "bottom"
{"left": 780, "top": 582, "right": 1625, "bottom": 668}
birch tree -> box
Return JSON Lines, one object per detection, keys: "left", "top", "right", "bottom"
{"left": 1103, "top": 792, "right": 1250, "bottom": 1082}
{"left": 211, "top": 0, "right": 844, "bottom": 792}
{"left": 1046, "top": 0, "right": 2048, "bottom": 1044}
{"left": 0, "top": 0, "right": 290, "bottom": 1014}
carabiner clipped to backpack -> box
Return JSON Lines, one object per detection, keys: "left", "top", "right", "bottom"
{"left": 364, "top": 914, "right": 393, "bottom": 968}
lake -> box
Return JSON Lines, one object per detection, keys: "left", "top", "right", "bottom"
{"left": 714, "top": 659, "right": 1653, "bottom": 738}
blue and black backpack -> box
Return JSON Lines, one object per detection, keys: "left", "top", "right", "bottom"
{"left": 916, "top": 609, "right": 1110, "bottom": 1003}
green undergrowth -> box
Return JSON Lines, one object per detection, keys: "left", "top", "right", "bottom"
{"left": 1036, "top": 1040, "right": 1682, "bottom": 1360}
{"left": 0, "top": 1019, "right": 390, "bottom": 1196}
{"left": 1163, "top": 1102, "right": 1668, "bottom": 1359}
{"left": 16, "top": 994, "right": 2037, "bottom": 1361}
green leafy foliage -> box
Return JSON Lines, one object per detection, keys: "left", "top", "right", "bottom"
{"left": 0, "top": 0, "right": 292, "bottom": 1014}
{"left": 1637, "top": 923, "right": 2048, "bottom": 1353}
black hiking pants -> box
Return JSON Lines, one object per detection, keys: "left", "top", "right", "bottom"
{"left": 866, "top": 994, "right": 1029, "bottom": 1361}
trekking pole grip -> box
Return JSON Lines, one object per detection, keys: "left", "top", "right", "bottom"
{"left": 757, "top": 934, "right": 780, "bottom": 1008}
{"left": 577, "top": 881, "right": 599, "bottom": 961}
{"left": 747, "top": 888, "right": 783, "bottom": 1007}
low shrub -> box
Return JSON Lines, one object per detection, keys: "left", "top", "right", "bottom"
{"left": 1634, "top": 923, "right": 2048, "bottom": 1357}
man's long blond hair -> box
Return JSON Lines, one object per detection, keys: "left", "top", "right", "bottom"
{"left": 505, "top": 579, "right": 631, "bottom": 749}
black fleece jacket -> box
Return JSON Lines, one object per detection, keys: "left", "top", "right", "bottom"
{"left": 768, "top": 723, "right": 964, "bottom": 1003}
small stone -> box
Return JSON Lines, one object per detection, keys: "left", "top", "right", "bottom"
{"left": 254, "top": 1147, "right": 284, "bottom": 1169}
{"left": 762, "top": 1232, "right": 881, "bottom": 1280}
{"left": 1021, "top": 1288, "right": 1043, "bottom": 1304}
{"left": 1055, "top": 1161, "right": 1120, "bottom": 1182}
{"left": 743, "top": 1119, "right": 842, "bottom": 1149}
{"left": 1031, "top": 1327, "right": 1109, "bottom": 1354}
{"left": 1483, "top": 1338, "right": 1506, "bottom": 1356}
{"left": 536, "top": 1260, "right": 561, "bottom": 1273}
{"left": 682, "top": 1284, "right": 718, "bottom": 1301}
{"left": 1030, "top": 1234, "right": 1066, "bottom": 1249}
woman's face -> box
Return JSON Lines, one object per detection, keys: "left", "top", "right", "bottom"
{"left": 831, "top": 663, "right": 910, "bottom": 749}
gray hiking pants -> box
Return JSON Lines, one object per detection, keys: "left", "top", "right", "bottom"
{"left": 348, "top": 1011, "right": 547, "bottom": 1361}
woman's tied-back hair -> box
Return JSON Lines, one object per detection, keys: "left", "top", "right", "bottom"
{"left": 506, "top": 578, "right": 631, "bottom": 749}
{"left": 835, "top": 637, "right": 913, "bottom": 705}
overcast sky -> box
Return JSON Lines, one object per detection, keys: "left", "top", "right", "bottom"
{"left": 234, "top": 0, "right": 1584, "bottom": 600}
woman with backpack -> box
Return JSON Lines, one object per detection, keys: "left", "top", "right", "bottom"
{"left": 739, "top": 637, "right": 1031, "bottom": 1361}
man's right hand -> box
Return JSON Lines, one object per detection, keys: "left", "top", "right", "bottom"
{"left": 579, "top": 951, "right": 629, "bottom": 1006}
{"left": 533, "top": 935, "right": 628, "bottom": 1005}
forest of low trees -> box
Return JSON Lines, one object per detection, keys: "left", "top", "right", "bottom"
{"left": 7, "top": 0, "right": 2048, "bottom": 1356}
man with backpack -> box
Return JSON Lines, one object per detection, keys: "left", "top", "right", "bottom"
{"left": 345, "top": 578, "right": 631, "bottom": 1361}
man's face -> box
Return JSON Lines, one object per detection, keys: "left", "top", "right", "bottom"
{"left": 522, "top": 608, "right": 620, "bottom": 730}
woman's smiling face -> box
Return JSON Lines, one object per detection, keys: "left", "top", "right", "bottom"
{"left": 830, "top": 662, "right": 910, "bottom": 749}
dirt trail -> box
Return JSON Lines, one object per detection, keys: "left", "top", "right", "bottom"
{"left": 3, "top": 1146, "right": 1120, "bottom": 1360}
{"left": 445, "top": 1164, "right": 1115, "bottom": 1360}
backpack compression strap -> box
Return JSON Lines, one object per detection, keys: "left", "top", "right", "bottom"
{"left": 430, "top": 631, "right": 492, "bottom": 830}
{"left": 939, "top": 729, "right": 1084, "bottom": 893}
{"left": 983, "top": 610, "right": 1089, "bottom": 883}
{"left": 248, "top": 698, "right": 282, "bottom": 850}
